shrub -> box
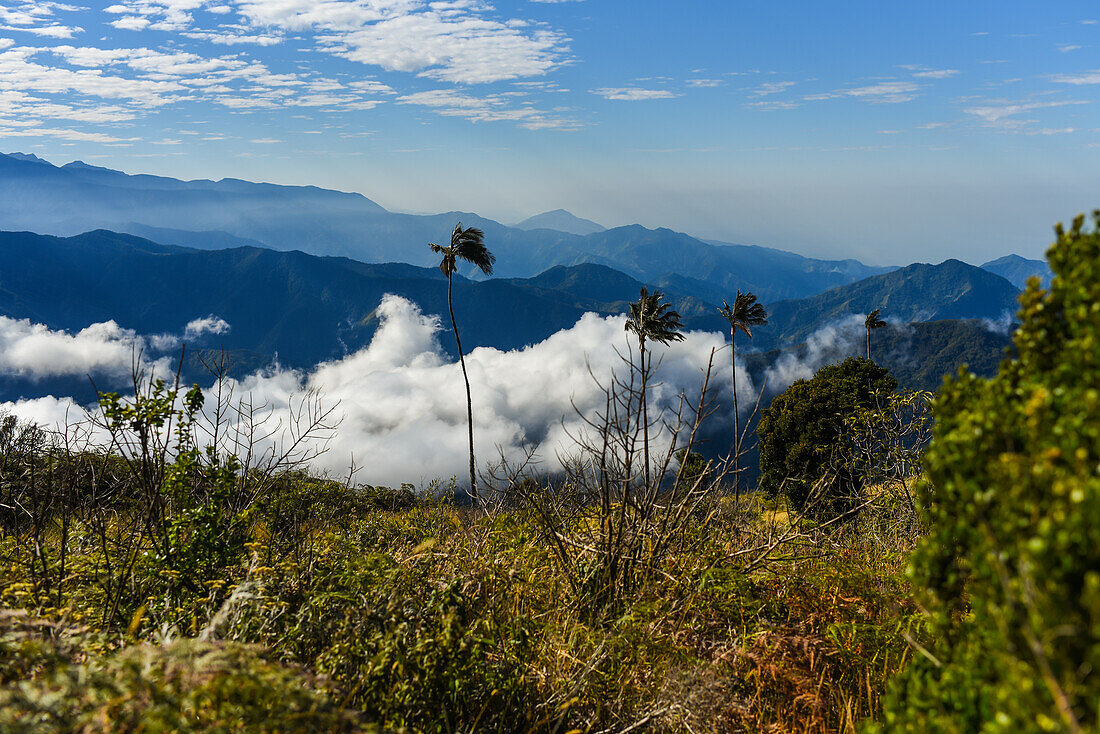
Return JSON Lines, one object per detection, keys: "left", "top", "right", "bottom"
{"left": 878, "top": 212, "right": 1100, "bottom": 731}
{"left": 0, "top": 612, "right": 370, "bottom": 733}
{"left": 757, "top": 357, "right": 896, "bottom": 512}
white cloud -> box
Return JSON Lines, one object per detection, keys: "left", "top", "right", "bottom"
{"left": 232, "top": 0, "right": 570, "bottom": 84}
{"left": 1051, "top": 70, "right": 1100, "bottom": 85}
{"left": 0, "top": 46, "right": 188, "bottom": 107}
{"left": 745, "top": 99, "right": 802, "bottom": 111}
{"left": 842, "top": 81, "right": 921, "bottom": 103}
{"left": 184, "top": 315, "right": 231, "bottom": 339}
{"left": 398, "top": 88, "right": 579, "bottom": 129}
{"left": 591, "top": 87, "right": 678, "bottom": 101}
{"left": 965, "top": 99, "right": 1089, "bottom": 128}
{"left": 181, "top": 29, "right": 284, "bottom": 45}
{"left": 0, "top": 298, "right": 749, "bottom": 489}
{"left": 0, "top": 315, "right": 239, "bottom": 380}
{"left": 750, "top": 80, "right": 795, "bottom": 96}
{"left": 913, "top": 69, "right": 958, "bottom": 79}
{"left": 0, "top": 39, "right": 395, "bottom": 137}
{"left": 0, "top": 22, "right": 83, "bottom": 37}
{"left": 0, "top": 1, "right": 83, "bottom": 38}
{"left": 110, "top": 15, "right": 152, "bottom": 30}
{"left": 0, "top": 124, "right": 139, "bottom": 142}
{"left": 763, "top": 315, "right": 864, "bottom": 391}
{"left": 899, "top": 64, "right": 959, "bottom": 79}
{"left": 99, "top": 0, "right": 205, "bottom": 32}
{"left": 0, "top": 317, "right": 143, "bottom": 378}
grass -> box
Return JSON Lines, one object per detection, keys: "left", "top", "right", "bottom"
{"left": 0, "top": 474, "right": 923, "bottom": 733}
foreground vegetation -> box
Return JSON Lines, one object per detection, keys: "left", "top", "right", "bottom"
{"left": 1, "top": 465, "right": 921, "bottom": 732}
{"left": 4, "top": 211, "right": 1100, "bottom": 731}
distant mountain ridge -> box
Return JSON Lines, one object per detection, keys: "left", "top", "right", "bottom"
{"left": 0, "top": 151, "right": 889, "bottom": 303}
{"left": 0, "top": 228, "right": 1023, "bottom": 404}
{"left": 752, "top": 259, "right": 1023, "bottom": 350}
{"left": 515, "top": 209, "right": 605, "bottom": 235}
{"left": 981, "top": 254, "right": 1053, "bottom": 289}
{"left": 0, "top": 229, "right": 725, "bottom": 373}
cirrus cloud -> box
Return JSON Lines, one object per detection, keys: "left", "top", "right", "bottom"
{"left": 591, "top": 87, "right": 678, "bottom": 101}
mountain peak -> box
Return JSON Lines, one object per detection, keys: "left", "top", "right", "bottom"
{"left": 61, "top": 160, "right": 116, "bottom": 173}
{"left": 4, "top": 152, "right": 52, "bottom": 166}
{"left": 980, "top": 253, "right": 1053, "bottom": 289}
{"left": 515, "top": 209, "right": 605, "bottom": 236}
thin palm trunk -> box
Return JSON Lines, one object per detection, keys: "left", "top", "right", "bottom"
{"left": 866, "top": 327, "right": 871, "bottom": 360}
{"left": 639, "top": 336, "right": 650, "bottom": 490}
{"left": 446, "top": 274, "right": 477, "bottom": 504}
{"left": 731, "top": 328, "right": 740, "bottom": 499}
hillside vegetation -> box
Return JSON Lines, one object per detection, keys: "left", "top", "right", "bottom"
{"left": 0, "top": 229, "right": 1015, "bottom": 405}
{"left": 3, "top": 211, "right": 1097, "bottom": 732}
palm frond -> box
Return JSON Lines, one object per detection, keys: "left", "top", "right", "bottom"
{"left": 719, "top": 290, "right": 768, "bottom": 338}
{"left": 626, "top": 287, "right": 685, "bottom": 345}
{"left": 429, "top": 223, "right": 495, "bottom": 278}
{"left": 866, "top": 309, "right": 887, "bottom": 330}
{"left": 451, "top": 223, "right": 495, "bottom": 276}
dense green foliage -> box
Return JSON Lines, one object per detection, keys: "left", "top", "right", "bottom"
{"left": 879, "top": 212, "right": 1100, "bottom": 731}
{"left": 758, "top": 259, "right": 1021, "bottom": 350}
{"left": 0, "top": 622, "right": 371, "bottom": 733}
{"left": 0, "top": 384, "right": 921, "bottom": 732}
{"left": 876, "top": 319, "right": 1013, "bottom": 392}
{"left": 0, "top": 484, "right": 921, "bottom": 732}
{"left": 758, "top": 357, "right": 897, "bottom": 512}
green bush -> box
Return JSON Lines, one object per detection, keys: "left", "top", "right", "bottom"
{"left": 757, "top": 357, "right": 896, "bottom": 513}
{"left": 878, "top": 212, "right": 1100, "bottom": 731}
{"left": 0, "top": 614, "right": 371, "bottom": 733}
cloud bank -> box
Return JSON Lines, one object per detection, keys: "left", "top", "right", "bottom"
{"left": 2, "top": 296, "right": 756, "bottom": 488}
{"left": 0, "top": 314, "right": 233, "bottom": 380}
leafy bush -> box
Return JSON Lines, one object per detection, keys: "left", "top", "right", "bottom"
{"left": 0, "top": 612, "right": 370, "bottom": 733}
{"left": 757, "top": 357, "right": 897, "bottom": 512}
{"left": 879, "top": 212, "right": 1100, "bottom": 731}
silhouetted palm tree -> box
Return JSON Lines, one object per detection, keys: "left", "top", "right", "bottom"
{"left": 625, "top": 287, "right": 684, "bottom": 489}
{"left": 718, "top": 290, "right": 768, "bottom": 494}
{"left": 430, "top": 222, "right": 495, "bottom": 505}
{"left": 865, "top": 309, "right": 887, "bottom": 360}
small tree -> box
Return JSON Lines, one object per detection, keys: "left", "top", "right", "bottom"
{"left": 718, "top": 290, "right": 768, "bottom": 495}
{"left": 878, "top": 212, "right": 1100, "bottom": 731}
{"left": 757, "top": 357, "right": 896, "bottom": 514}
{"left": 429, "top": 223, "right": 495, "bottom": 505}
{"left": 865, "top": 309, "right": 887, "bottom": 360}
{"left": 624, "top": 287, "right": 684, "bottom": 489}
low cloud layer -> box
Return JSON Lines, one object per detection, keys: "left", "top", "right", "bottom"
{"left": 762, "top": 314, "right": 864, "bottom": 390}
{"left": 2, "top": 296, "right": 756, "bottom": 488}
{"left": 0, "top": 314, "right": 232, "bottom": 380}
{"left": 0, "top": 317, "right": 143, "bottom": 378}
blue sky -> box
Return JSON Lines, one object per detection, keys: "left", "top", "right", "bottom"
{"left": 1, "top": 0, "right": 1099, "bottom": 264}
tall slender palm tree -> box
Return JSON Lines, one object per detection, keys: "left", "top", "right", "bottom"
{"left": 865, "top": 309, "right": 887, "bottom": 361}
{"left": 625, "top": 287, "right": 684, "bottom": 489}
{"left": 718, "top": 290, "right": 768, "bottom": 493}
{"left": 430, "top": 222, "right": 495, "bottom": 505}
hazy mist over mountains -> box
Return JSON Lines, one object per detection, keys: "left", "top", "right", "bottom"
{"left": 0, "top": 151, "right": 1044, "bottom": 480}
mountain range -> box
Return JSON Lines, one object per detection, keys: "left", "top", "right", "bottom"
{"left": 753, "top": 259, "right": 1023, "bottom": 350}
{"left": 0, "top": 150, "right": 1042, "bottom": 408}
{"left": 0, "top": 152, "right": 891, "bottom": 304}
{"left": 515, "top": 209, "right": 605, "bottom": 236}
{"left": 980, "top": 254, "right": 1054, "bottom": 289}
{"left": 1, "top": 228, "right": 1020, "bottom": 402}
